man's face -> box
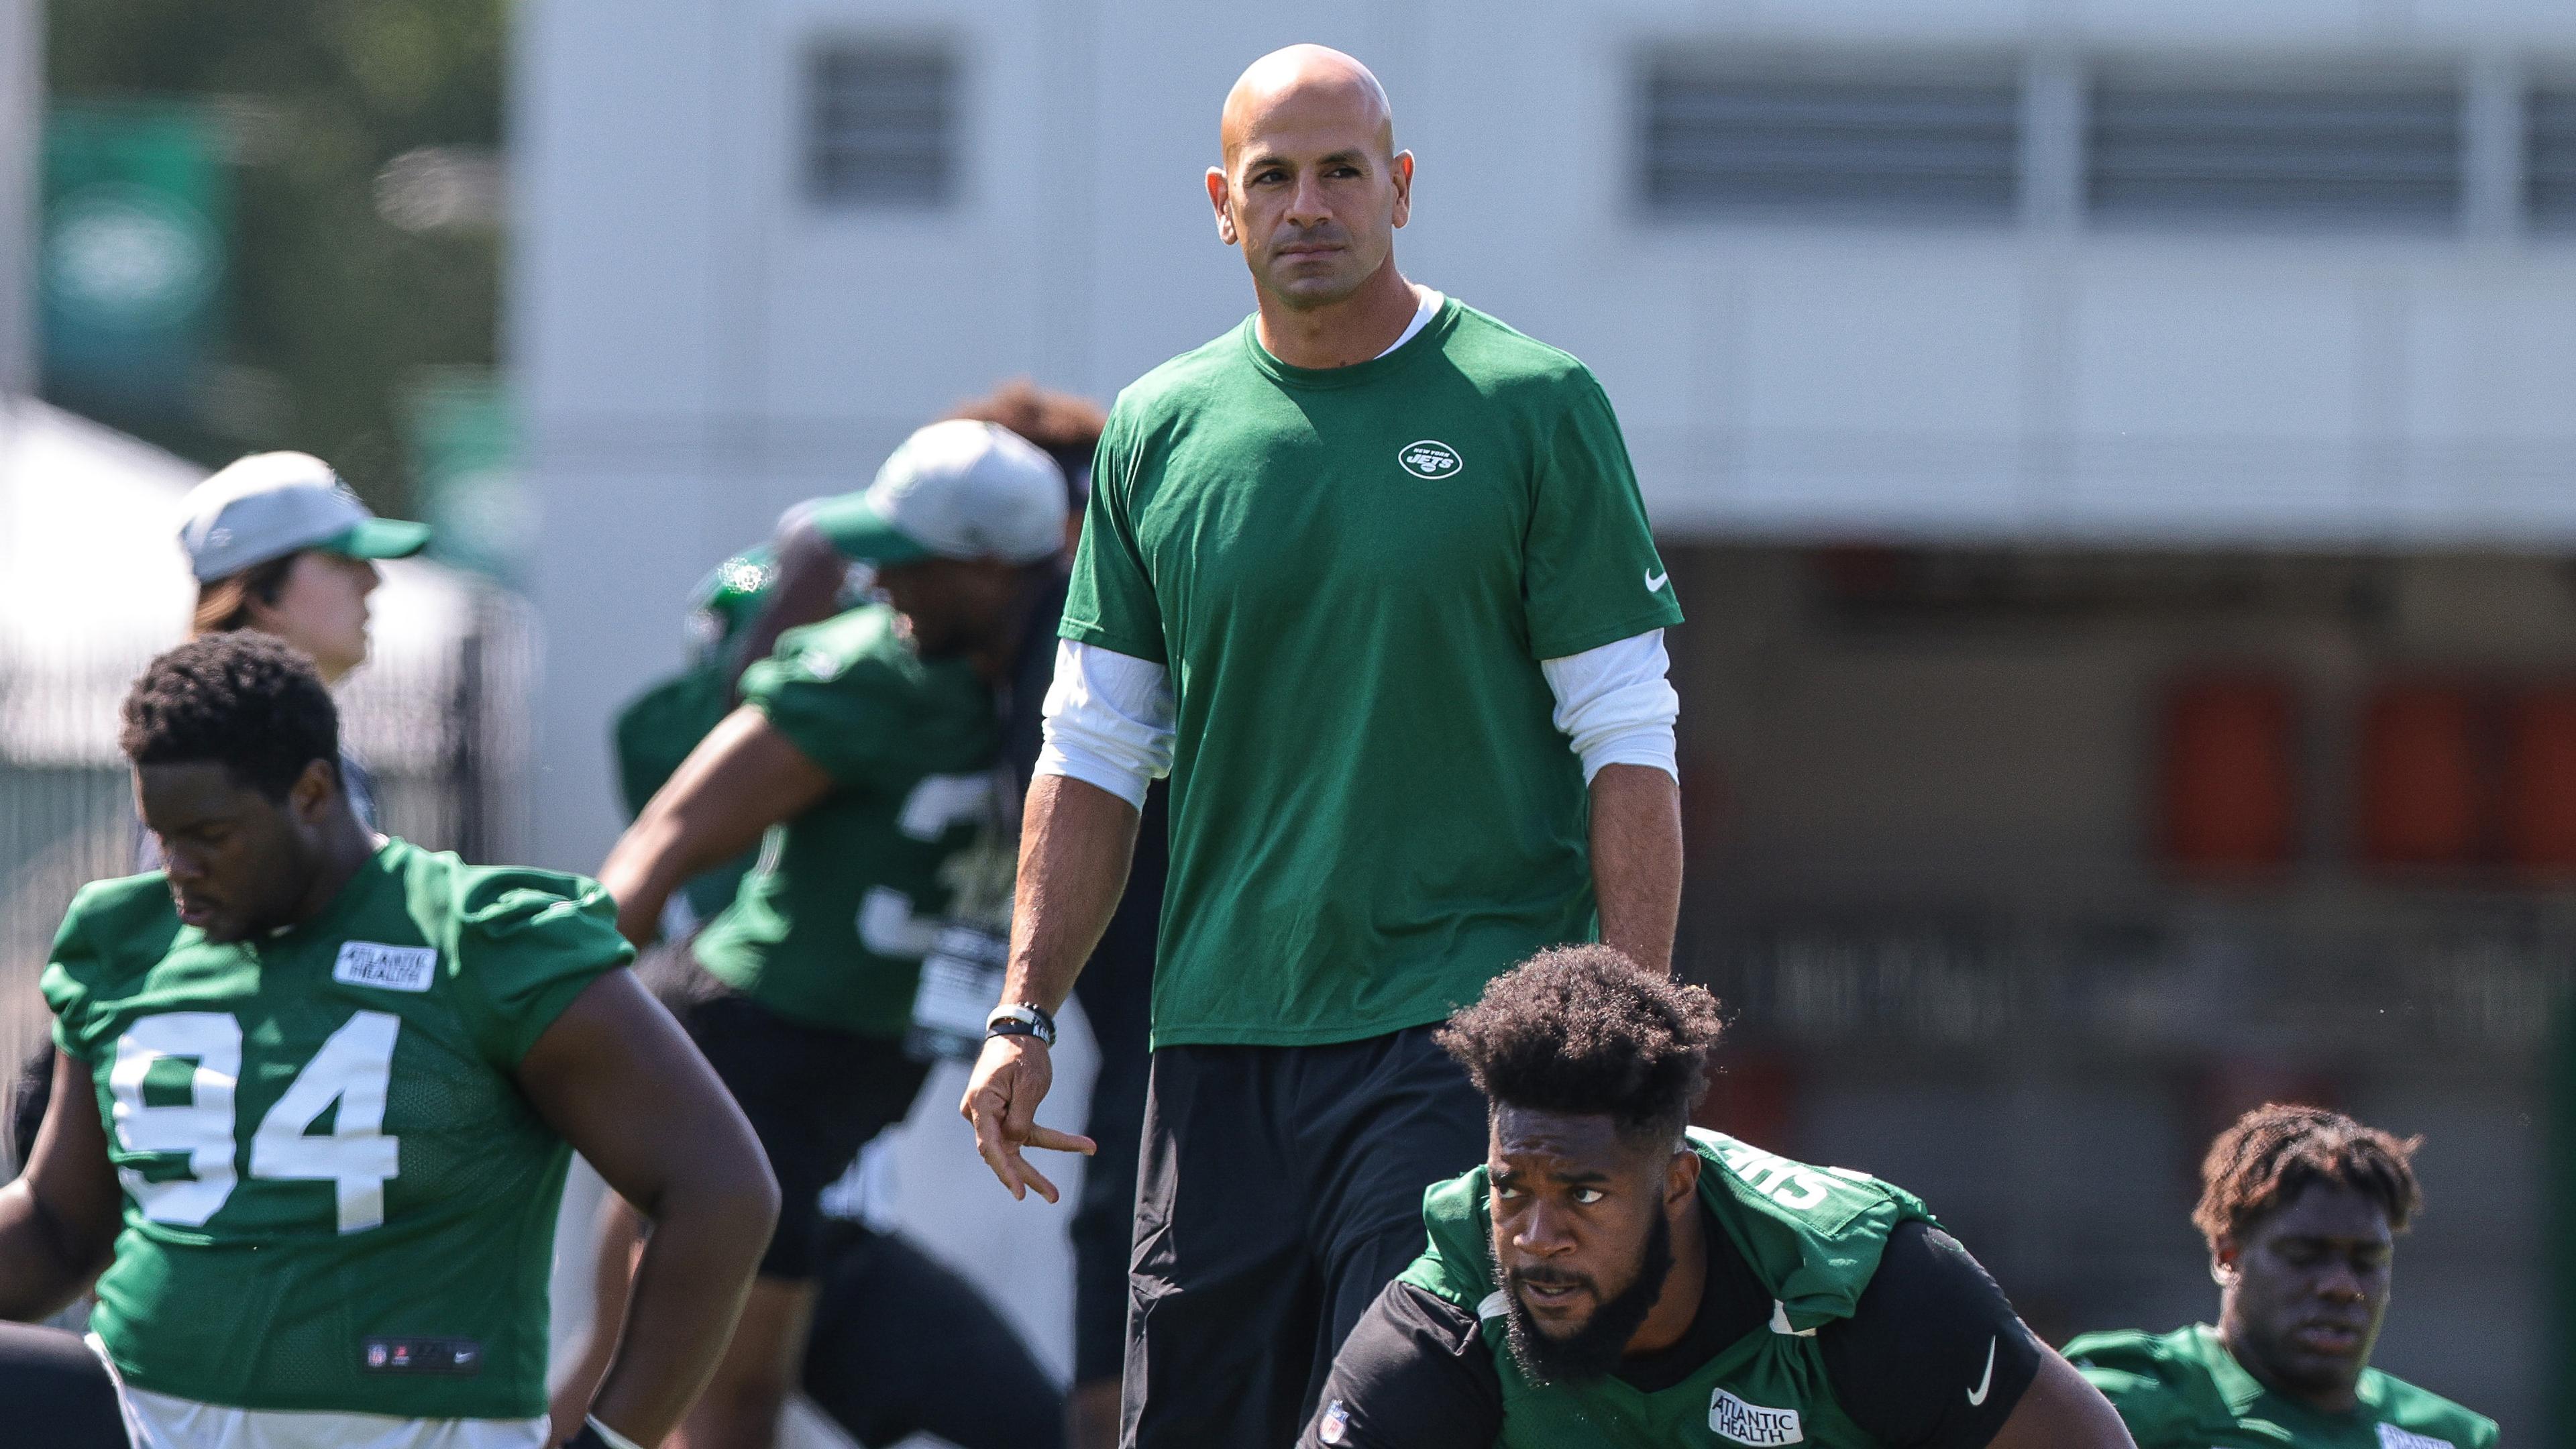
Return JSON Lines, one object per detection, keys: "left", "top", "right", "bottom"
{"left": 1487, "top": 1106, "right": 1687, "bottom": 1382}
{"left": 138, "top": 760, "right": 331, "bottom": 943}
{"left": 2216, "top": 1183, "right": 2396, "bottom": 1408}
{"left": 872, "top": 556, "right": 1022, "bottom": 660}
{"left": 1208, "top": 78, "right": 1411, "bottom": 311}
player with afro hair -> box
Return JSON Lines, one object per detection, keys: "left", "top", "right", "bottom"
{"left": 1299, "top": 945, "right": 2133, "bottom": 1449}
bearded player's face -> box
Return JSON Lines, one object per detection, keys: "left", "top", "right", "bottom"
{"left": 2216, "top": 1183, "right": 2395, "bottom": 1406}
{"left": 1485, "top": 1107, "right": 1683, "bottom": 1381}
{"left": 138, "top": 759, "right": 335, "bottom": 943}
{"left": 873, "top": 556, "right": 1021, "bottom": 660}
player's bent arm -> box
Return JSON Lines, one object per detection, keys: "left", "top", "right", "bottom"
{"left": 517, "top": 969, "right": 780, "bottom": 1448}
{"left": 596, "top": 708, "right": 835, "bottom": 944}
{"left": 1985, "top": 1350, "right": 2137, "bottom": 1449}
{"left": 723, "top": 520, "right": 847, "bottom": 700}
{"left": 1589, "top": 762, "right": 1682, "bottom": 975}
{"left": 1819, "top": 1220, "right": 2131, "bottom": 1449}
{"left": 1296, "top": 1279, "right": 1500, "bottom": 1449}
{"left": 960, "top": 771, "right": 1136, "bottom": 1203}
{"left": 0, "top": 1053, "right": 123, "bottom": 1320}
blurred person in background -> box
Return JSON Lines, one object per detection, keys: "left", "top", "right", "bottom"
{"left": 594, "top": 543, "right": 1065, "bottom": 1449}
{"left": 0, "top": 633, "right": 777, "bottom": 1449}
{"left": 156, "top": 450, "right": 432, "bottom": 855}
{"left": 737, "top": 380, "right": 1165, "bottom": 1449}
{"left": 554, "top": 420, "right": 1067, "bottom": 1449}
{"left": 2066, "top": 1105, "right": 2497, "bottom": 1449}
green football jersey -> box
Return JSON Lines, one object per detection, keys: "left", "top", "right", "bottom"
{"left": 689, "top": 603, "right": 1002, "bottom": 1036}
{"left": 1397, "top": 1129, "right": 1931, "bottom": 1448}
{"left": 1067, "top": 297, "right": 1682, "bottom": 1049}
{"left": 2066, "top": 1323, "right": 2498, "bottom": 1449}
{"left": 612, "top": 661, "right": 754, "bottom": 926}
{"left": 40, "top": 839, "right": 631, "bottom": 1419}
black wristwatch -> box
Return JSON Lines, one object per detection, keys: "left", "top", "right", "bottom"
{"left": 987, "top": 1002, "right": 1058, "bottom": 1047}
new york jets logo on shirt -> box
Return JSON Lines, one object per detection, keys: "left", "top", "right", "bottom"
{"left": 1396, "top": 439, "right": 1462, "bottom": 479}
{"left": 1708, "top": 1387, "right": 1803, "bottom": 1445}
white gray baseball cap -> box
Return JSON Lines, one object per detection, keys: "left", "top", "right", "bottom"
{"left": 810, "top": 420, "right": 1067, "bottom": 567}
{"left": 178, "top": 451, "right": 431, "bottom": 584}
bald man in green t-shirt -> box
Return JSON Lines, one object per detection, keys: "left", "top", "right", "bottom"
{"left": 959, "top": 44, "right": 1686, "bottom": 1449}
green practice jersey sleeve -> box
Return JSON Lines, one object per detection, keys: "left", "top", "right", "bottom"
{"left": 1523, "top": 375, "right": 1682, "bottom": 660}
{"left": 449, "top": 870, "right": 634, "bottom": 1067}
{"left": 1061, "top": 408, "right": 1169, "bottom": 665}
{"left": 40, "top": 883, "right": 109, "bottom": 1061}
{"left": 743, "top": 637, "right": 915, "bottom": 789}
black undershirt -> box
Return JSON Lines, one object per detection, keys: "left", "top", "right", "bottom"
{"left": 1301, "top": 1216, "right": 2044, "bottom": 1449}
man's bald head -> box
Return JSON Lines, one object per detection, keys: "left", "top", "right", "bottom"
{"left": 1220, "top": 44, "right": 1395, "bottom": 166}
{"left": 1205, "top": 44, "right": 1414, "bottom": 324}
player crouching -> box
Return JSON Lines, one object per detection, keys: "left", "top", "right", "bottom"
{"left": 2067, "top": 1105, "right": 2497, "bottom": 1449}
{"left": 1302, "top": 945, "right": 2135, "bottom": 1449}
{"left": 0, "top": 633, "right": 778, "bottom": 1449}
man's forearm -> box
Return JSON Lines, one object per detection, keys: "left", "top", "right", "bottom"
{"left": 1005, "top": 773, "right": 1142, "bottom": 1012}
{"left": 1589, "top": 763, "right": 1682, "bottom": 975}
{"left": 596, "top": 814, "right": 692, "bottom": 947}
{"left": 584, "top": 1176, "right": 776, "bottom": 1446}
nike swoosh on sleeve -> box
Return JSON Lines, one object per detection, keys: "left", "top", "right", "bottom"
{"left": 1644, "top": 570, "right": 1670, "bottom": 593}
{"left": 1966, "top": 1336, "right": 1997, "bottom": 1406}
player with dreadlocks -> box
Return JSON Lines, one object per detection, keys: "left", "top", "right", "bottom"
{"left": 2066, "top": 1104, "right": 2497, "bottom": 1448}
{"left": 1300, "top": 945, "right": 2132, "bottom": 1449}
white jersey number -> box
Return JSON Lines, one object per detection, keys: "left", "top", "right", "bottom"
{"left": 856, "top": 772, "right": 998, "bottom": 958}
{"left": 108, "top": 1010, "right": 403, "bottom": 1234}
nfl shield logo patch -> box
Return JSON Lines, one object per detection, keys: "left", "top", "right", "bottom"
{"left": 1318, "top": 1400, "right": 1351, "bottom": 1445}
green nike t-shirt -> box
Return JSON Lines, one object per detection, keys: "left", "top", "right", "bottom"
{"left": 42, "top": 839, "right": 631, "bottom": 1419}
{"left": 2065, "top": 1323, "right": 2498, "bottom": 1449}
{"left": 690, "top": 604, "right": 1003, "bottom": 1036}
{"left": 1066, "top": 297, "right": 1681, "bottom": 1048}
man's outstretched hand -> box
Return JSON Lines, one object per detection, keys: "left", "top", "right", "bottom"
{"left": 961, "top": 1032, "right": 1096, "bottom": 1203}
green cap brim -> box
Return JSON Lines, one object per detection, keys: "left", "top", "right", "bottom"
{"left": 322, "top": 518, "right": 433, "bottom": 560}
{"left": 808, "top": 494, "right": 932, "bottom": 566}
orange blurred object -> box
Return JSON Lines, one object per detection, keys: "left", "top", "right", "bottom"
{"left": 2160, "top": 676, "right": 2300, "bottom": 875}
{"left": 2356, "top": 683, "right": 2487, "bottom": 869}
{"left": 2504, "top": 686, "right": 2576, "bottom": 875}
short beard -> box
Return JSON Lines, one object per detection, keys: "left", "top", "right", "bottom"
{"left": 1501, "top": 1208, "right": 1674, "bottom": 1385}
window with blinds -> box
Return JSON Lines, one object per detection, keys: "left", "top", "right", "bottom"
{"left": 2530, "top": 89, "right": 2576, "bottom": 230}
{"left": 1641, "top": 64, "right": 2021, "bottom": 219}
{"left": 2085, "top": 80, "right": 2463, "bottom": 227}
{"left": 807, "top": 44, "right": 956, "bottom": 206}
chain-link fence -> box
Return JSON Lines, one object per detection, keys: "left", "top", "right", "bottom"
{"left": 0, "top": 595, "right": 533, "bottom": 1144}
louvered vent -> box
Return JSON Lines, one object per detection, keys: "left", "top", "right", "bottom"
{"left": 2529, "top": 89, "right": 2576, "bottom": 229}
{"left": 2086, "top": 81, "right": 2463, "bottom": 226}
{"left": 1643, "top": 66, "right": 2021, "bottom": 218}
{"left": 808, "top": 45, "right": 955, "bottom": 206}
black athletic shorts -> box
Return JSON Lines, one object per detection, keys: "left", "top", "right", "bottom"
{"left": 1122, "top": 1023, "right": 1487, "bottom": 1449}
{"left": 666, "top": 967, "right": 929, "bottom": 1281}
{"left": 0, "top": 1322, "right": 129, "bottom": 1448}
{"left": 1067, "top": 897, "right": 1155, "bottom": 1386}
{"left": 803, "top": 1219, "right": 1065, "bottom": 1449}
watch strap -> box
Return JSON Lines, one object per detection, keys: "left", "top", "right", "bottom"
{"left": 986, "top": 1002, "right": 1058, "bottom": 1046}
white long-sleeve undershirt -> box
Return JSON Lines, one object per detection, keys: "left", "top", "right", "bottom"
{"left": 1034, "top": 630, "right": 1678, "bottom": 808}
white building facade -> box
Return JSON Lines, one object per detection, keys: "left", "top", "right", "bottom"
{"left": 521, "top": 0, "right": 2576, "bottom": 867}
